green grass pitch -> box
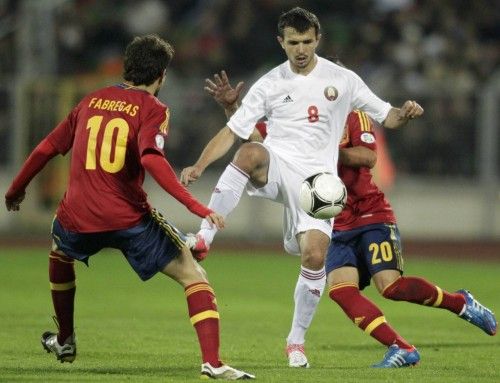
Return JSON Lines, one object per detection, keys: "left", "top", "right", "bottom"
{"left": 0, "top": 247, "right": 498, "bottom": 382}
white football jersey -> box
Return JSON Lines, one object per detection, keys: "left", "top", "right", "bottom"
{"left": 227, "top": 56, "right": 392, "bottom": 174}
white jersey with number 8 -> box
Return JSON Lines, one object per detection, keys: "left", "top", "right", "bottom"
{"left": 227, "top": 56, "right": 392, "bottom": 175}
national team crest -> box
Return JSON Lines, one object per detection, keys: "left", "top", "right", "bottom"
{"left": 155, "top": 134, "right": 165, "bottom": 150}
{"left": 324, "top": 86, "right": 338, "bottom": 101}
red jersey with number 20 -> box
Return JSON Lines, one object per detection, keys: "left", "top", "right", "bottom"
{"left": 46, "top": 84, "right": 170, "bottom": 232}
{"left": 333, "top": 110, "right": 396, "bottom": 231}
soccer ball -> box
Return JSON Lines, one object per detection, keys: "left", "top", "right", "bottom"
{"left": 299, "top": 172, "right": 347, "bottom": 219}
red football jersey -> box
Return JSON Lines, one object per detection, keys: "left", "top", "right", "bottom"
{"left": 46, "top": 83, "right": 170, "bottom": 232}
{"left": 334, "top": 110, "right": 396, "bottom": 231}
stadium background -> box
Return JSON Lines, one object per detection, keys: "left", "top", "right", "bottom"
{"left": 0, "top": 0, "right": 498, "bottom": 255}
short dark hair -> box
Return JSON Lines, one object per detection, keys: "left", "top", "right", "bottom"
{"left": 277, "top": 7, "right": 321, "bottom": 38}
{"left": 123, "top": 35, "right": 175, "bottom": 86}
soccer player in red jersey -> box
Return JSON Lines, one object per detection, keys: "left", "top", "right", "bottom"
{"left": 4, "top": 35, "right": 254, "bottom": 380}
{"left": 326, "top": 110, "right": 497, "bottom": 367}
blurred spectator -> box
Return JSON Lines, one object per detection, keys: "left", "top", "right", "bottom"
{"left": 2, "top": 0, "right": 499, "bottom": 176}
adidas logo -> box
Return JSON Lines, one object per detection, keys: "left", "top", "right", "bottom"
{"left": 309, "top": 288, "right": 321, "bottom": 298}
{"left": 283, "top": 95, "right": 293, "bottom": 103}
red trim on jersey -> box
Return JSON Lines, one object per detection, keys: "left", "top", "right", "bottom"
{"left": 141, "top": 153, "right": 212, "bottom": 218}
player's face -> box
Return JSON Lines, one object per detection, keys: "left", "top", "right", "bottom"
{"left": 278, "top": 27, "right": 320, "bottom": 74}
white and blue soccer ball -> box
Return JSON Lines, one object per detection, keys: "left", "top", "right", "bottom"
{"left": 299, "top": 172, "right": 347, "bottom": 219}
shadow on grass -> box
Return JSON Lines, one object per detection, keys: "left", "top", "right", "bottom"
{"left": 318, "top": 340, "right": 495, "bottom": 352}
{"left": 0, "top": 366, "right": 193, "bottom": 376}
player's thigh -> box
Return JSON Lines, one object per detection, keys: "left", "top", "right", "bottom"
{"left": 325, "top": 233, "right": 360, "bottom": 286}
{"left": 51, "top": 216, "right": 105, "bottom": 264}
{"left": 160, "top": 246, "right": 208, "bottom": 287}
{"left": 327, "top": 266, "right": 360, "bottom": 287}
{"left": 119, "top": 210, "right": 191, "bottom": 282}
{"left": 360, "top": 223, "right": 403, "bottom": 286}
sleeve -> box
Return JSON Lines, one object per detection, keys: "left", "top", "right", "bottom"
{"left": 5, "top": 138, "right": 59, "bottom": 200}
{"left": 348, "top": 71, "right": 392, "bottom": 124}
{"left": 138, "top": 104, "right": 170, "bottom": 157}
{"left": 227, "top": 78, "right": 268, "bottom": 140}
{"left": 141, "top": 153, "right": 212, "bottom": 218}
{"left": 45, "top": 106, "right": 79, "bottom": 155}
{"left": 348, "top": 111, "right": 377, "bottom": 151}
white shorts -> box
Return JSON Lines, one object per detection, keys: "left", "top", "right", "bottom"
{"left": 246, "top": 143, "right": 332, "bottom": 255}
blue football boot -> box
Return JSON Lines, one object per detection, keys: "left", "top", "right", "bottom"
{"left": 372, "top": 345, "right": 420, "bottom": 368}
{"left": 457, "top": 289, "right": 497, "bottom": 335}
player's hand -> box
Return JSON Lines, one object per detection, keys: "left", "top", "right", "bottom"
{"left": 205, "top": 70, "right": 244, "bottom": 109}
{"left": 399, "top": 100, "right": 424, "bottom": 120}
{"left": 5, "top": 191, "right": 25, "bottom": 211}
{"left": 180, "top": 165, "right": 203, "bottom": 186}
{"left": 204, "top": 212, "right": 225, "bottom": 230}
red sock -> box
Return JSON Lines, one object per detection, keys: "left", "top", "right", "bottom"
{"left": 383, "top": 276, "right": 466, "bottom": 314}
{"left": 329, "top": 283, "right": 412, "bottom": 349}
{"left": 49, "top": 251, "right": 76, "bottom": 343}
{"left": 185, "top": 282, "right": 221, "bottom": 367}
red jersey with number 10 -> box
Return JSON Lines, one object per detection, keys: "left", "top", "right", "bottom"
{"left": 46, "top": 83, "right": 170, "bottom": 232}
{"left": 333, "top": 110, "right": 396, "bottom": 231}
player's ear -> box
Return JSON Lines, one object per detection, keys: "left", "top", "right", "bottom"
{"left": 277, "top": 36, "right": 285, "bottom": 50}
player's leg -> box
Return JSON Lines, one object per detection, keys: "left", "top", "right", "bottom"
{"left": 286, "top": 229, "right": 329, "bottom": 368}
{"left": 372, "top": 222, "right": 465, "bottom": 314}
{"left": 48, "top": 246, "right": 76, "bottom": 343}
{"left": 130, "top": 211, "right": 254, "bottom": 379}
{"left": 41, "top": 244, "right": 77, "bottom": 363}
{"left": 374, "top": 262, "right": 497, "bottom": 336}
{"left": 374, "top": 270, "right": 466, "bottom": 314}
{"left": 198, "top": 142, "right": 269, "bottom": 246}
{"left": 161, "top": 246, "right": 221, "bottom": 366}
{"left": 161, "top": 246, "right": 254, "bottom": 379}
{"left": 41, "top": 217, "right": 98, "bottom": 363}
{"left": 326, "top": 225, "right": 419, "bottom": 367}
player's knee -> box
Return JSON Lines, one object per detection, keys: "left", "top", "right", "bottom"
{"left": 373, "top": 270, "right": 401, "bottom": 295}
{"left": 301, "top": 249, "right": 325, "bottom": 270}
{"left": 195, "top": 262, "right": 208, "bottom": 281}
{"left": 163, "top": 249, "right": 208, "bottom": 287}
{"left": 381, "top": 277, "right": 404, "bottom": 300}
{"left": 180, "top": 261, "right": 208, "bottom": 286}
{"left": 233, "top": 143, "right": 267, "bottom": 173}
{"left": 329, "top": 283, "right": 358, "bottom": 304}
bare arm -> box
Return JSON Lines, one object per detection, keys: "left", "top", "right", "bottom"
{"left": 382, "top": 100, "right": 424, "bottom": 129}
{"left": 339, "top": 146, "right": 377, "bottom": 169}
{"left": 141, "top": 152, "right": 224, "bottom": 229}
{"left": 180, "top": 126, "right": 237, "bottom": 185}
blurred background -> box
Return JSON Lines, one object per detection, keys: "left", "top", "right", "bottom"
{"left": 0, "top": 0, "right": 498, "bottom": 253}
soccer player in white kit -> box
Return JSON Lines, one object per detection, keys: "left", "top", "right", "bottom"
{"left": 181, "top": 7, "right": 423, "bottom": 368}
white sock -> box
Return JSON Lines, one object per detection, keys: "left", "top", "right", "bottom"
{"left": 286, "top": 266, "right": 326, "bottom": 345}
{"left": 198, "top": 163, "right": 249, "bottom": 245}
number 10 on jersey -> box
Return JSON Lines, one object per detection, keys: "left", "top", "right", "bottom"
{"left": 85, "top": 115, "right": 129, "bottom": 173}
